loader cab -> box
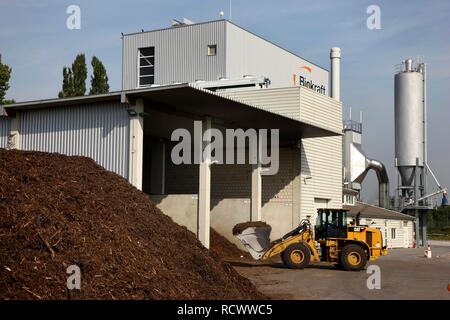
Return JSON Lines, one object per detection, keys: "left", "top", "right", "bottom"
{"left": 315, "top": 209, "right": 348, "bottom": 239}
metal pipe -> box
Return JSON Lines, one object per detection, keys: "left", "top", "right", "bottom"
{"left": 330, "top": 47, "right": 341, "bottom": 101}
{"left": 367, "top": 159, "right": 390, "bottom": 208}
{"left": 426, "top": 163, "right": 442, "bottom": 189}
{"left": 422, "top": 63, "right": 428, "bottom": 200}
{"left": 405, "top": 59, "right": 413, "bottom": 72}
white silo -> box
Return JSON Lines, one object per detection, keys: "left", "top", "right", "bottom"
{"left": 394, "top": 58, "right": 427, "bottom": 247}
{"left": 394, "top": 59, "right": 425, "bottom": 189}
{"left": 394, "top": 59, "right": 447, "bottom": 247}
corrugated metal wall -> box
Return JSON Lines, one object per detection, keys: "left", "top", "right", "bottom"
{"left": 123, "top": 20, "right": 227, "bottom": 90}
{"left": 226, "top": 22, "right": 329, "bottom": 91}
{"left": 19, "top": 102, "right": 130, "bottom": 179}
{"left": 0, "top": 117, "right": 11, "bottom": 149}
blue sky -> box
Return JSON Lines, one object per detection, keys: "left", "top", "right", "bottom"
{"left": 1, "top": 0, "right": 449, "bottom": 203}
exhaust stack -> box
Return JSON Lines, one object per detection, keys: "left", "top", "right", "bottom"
{"left": 330, "top": 47, "right": 341, "bottom": 101}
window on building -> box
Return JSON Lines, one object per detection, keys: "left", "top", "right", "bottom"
{"left": 207, "top": 44, "right": 217, "bottom": 56}
{"left": 343, "top": 194, "right": 355, "bottom": 206}
{"left": 391, "top": 228, "right": 396, "bottom": 239}
{"left": 139, "top": 47, "right": 155, "bottom": 87}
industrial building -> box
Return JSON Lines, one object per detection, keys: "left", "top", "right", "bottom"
{"left": 0, "top": 19, "right": 415, "bottom": 249}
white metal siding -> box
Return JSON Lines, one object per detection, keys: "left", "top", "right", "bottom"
{"left": 299, "top": 88, "right": 343, "bottom": 220}
{"left": 300, "top": 136, "right": 343, "bottom": 220}
{"left": 223, "top": 87, "right": 301, "bottom": 121}
{"left": 385, "top": 219, "right": 405, "bottom": 248}
{"left": 0, "top": 117, "right": 10, "bottom": 149}
{"left": 223, "top": 87, "right": 342, "bottom": 133}
{"left": 349, "top": 217, "right": 414, "bottom": 248}
{"left": 299, "top": 87, "right": 342, "bottom": 133}
{"left": 123, "top": 21, "right": 227, "bottom": 90}
{"left": 226, "top": 22, "right": 329, "bottom": 91}
{"left": 19, "top": 102, "right": 130, "bottom": 179}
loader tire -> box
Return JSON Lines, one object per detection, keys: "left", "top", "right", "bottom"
{"left": 282, "top": 243, "right": 310, "bottom": 269}
{"left": 340, "top": 244, "right": 367, "bottom": 271}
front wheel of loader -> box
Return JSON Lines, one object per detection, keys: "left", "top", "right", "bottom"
{"left": 340, "top": 244, "right": 367, "bottom": 271}
{"left": 282, "top": 243, "right": 311, "bottom": 269}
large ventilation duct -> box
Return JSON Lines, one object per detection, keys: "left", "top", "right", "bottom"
{"left": 343, "top": 119, "right": 390, "bottom": 208}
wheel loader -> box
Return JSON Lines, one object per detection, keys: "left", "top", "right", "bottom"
{"left": 234, "top": 209, "right": 388, "bottom": 271}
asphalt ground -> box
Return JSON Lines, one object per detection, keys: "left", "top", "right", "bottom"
{"left": 232, "top": 245, "right": 450, "bottom": 300}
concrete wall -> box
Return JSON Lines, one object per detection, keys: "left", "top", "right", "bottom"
{"left": 150, "top": 195, "right": 295, "bottom": 250}
{"left": 150, "top": 194, "right": 199, "bottom": 234}
{"left": 164, "top": 147, "right": 295, "bottom": 204}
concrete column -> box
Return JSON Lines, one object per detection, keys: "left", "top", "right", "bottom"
{"left": 9, "top": 116, "right": 21, "bottom": 150}
{"left": 414, "top": 160, "right": 421, "bottom": 246}
{"left": 414, "top": 210, "right": 420, "bottom": 246}
{"left": 128, "top": 98, "right": 144, "bottom": 190}
{"left": 251, "top": 162, "right": 262, "bottom": 222}
{"left": 150, "top": 141, "right": 166, "bottom": 195}
{"left": 422, "top": 212, "right": 428, "bottom": 248}
{"left": 198, "top": 117, "right": 211, "bottom": 248}
{"left": 292, "top": 147, "right": 301, "bottom": 228}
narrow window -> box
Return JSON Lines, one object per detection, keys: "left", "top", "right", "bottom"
{"left": 207, "top": 44, "right": 217, "bottom": 56}
{"left": 391, "top": 228, "right": 396, "bottom": 239}
{"left": 139, "top": 47, "right": 155, "bottom": 87}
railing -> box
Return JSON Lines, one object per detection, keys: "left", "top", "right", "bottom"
{"left": 343, "top": 120, "right": 362, "bottom": 133}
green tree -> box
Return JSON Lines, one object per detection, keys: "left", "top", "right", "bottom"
{"left": 89, "top": 56, "right": 109, "bottom": 95}
{"left": 58, "top": 67, "right": 74, "bottom": 98}
{"left": 58, "top": 54, "right": 87, "bottom": 98}
{"left": 0, "top": 54, "right": 12, "bottom": 105}
{"left": 72, "top": 53, "right": 87, "bottom": 96}
{"left": 428, "top": 205, "right": 450, "bottom": 228}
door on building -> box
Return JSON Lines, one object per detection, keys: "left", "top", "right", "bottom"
{"left": 313, "top": 198, "right": 329, "bottom": 224}
{"left": 380, "top": 222, "right": 388, "bottom": 247}
{"left": 403, "top": 221, "right": 409, "bottom": 248}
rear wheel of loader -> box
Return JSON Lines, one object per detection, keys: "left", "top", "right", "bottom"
{"left": 282, "top": 243, "right": 310, "bottom": 269}
{"left": 340, "top": 244, "right": 367, "bottom": 271}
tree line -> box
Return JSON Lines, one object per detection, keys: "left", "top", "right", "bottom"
{"left": 428, "top": 205, "right": 450, "bottom": 228}
{"left": 0, "top": 53, "right": 110, "bottom": 105}
{"left": 59, "top": 54, "right": 109, "bottom": 98}
{"left": 0, "top": 54, "right": 14, "bottom": 105}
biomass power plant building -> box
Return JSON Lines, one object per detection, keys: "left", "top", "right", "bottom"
{"left": 0, "top": 19, "right": 414, "bottom": 248}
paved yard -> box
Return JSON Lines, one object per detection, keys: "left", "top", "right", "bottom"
{"left": 232, "top": 246, "right": 450, "bottom": 300}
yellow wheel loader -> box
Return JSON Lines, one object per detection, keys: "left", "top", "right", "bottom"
{"left": 234, "top": 209, "right": 388, "bottom": 271}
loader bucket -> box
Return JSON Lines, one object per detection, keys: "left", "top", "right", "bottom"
{"left": 234, "top": 226, "right": 272, "bottom": 260}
